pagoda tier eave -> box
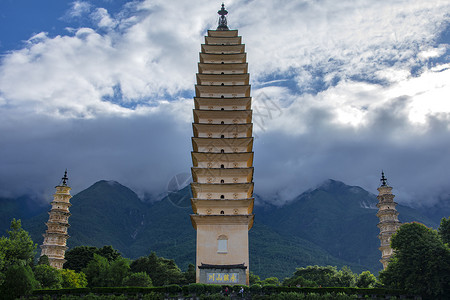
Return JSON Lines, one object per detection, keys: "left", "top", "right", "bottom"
{"left": 199, "top": 53, "right": 246, "bottom": 64}
{"left": 376, "top": 201, "right": 398, "bottom": 208}
{"left": 190, "top": 214, "right": 254, "bottom": 230}
{"left": 40, "top": 244, "right": 68, "bottom": 250}
{"left": 192, "top": 123, "right": 252, "bottom": 137}
{"left": 198, "top": 63, "right": 247, "bottom": 74}
{"left": 191, "top": 167, "right": 254, "bottom": 181}
{"left": 191, "top": 198, "right": 254, "bottom": 214}
{"left": 45, "top": 221, "right": 70, "bottom": 227}
{"left": 207, "top": 29, "right": 238, "bottom": 37}
{"left": 192, "top": 137, "right": 253, "bottom": 152}
{"left": 48, "top": 210, "right": 71, "bottom": 216}
{"left": 191, "top": 152, "right": 254, "bottom": 166}
{"left": 191, "top": 182, "right": 253, "bottom": 192}
{"left": 194, "top": 97, "right": 251, "bottom": 109}
{"left": 193, "top": 109, "right": 252, "bottom": 123}
{"left": 204, "top": 36, "right": 242, "bottom": 45}
{"left": 201, "top": 44, "right": 245, "bottom": 54}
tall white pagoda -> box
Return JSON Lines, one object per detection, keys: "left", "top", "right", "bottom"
{"left": 190, "top": 4, "right": 254, "bottom": 285}
{"left": 40, "top": 171, "right": 72, "bottom": 269}
{"left": 376, "top": 171, "right": 401, "bottom": 269}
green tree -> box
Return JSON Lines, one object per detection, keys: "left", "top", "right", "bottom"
{"left": 83, "top": 254, "right": 110, "bottom": 287}
{"left": 379, "top": 222, "right": 450, "bottom": 299}
{"left": 183, "top": 263, "right": 196, "bottom": 284}
{"left": 263, "top": 277, "right": 280, "bottom": 286}
{"left": 130, "top": 252, "right": 184, "bottom": 286}
{"left": 282, "top": 265, "right": 356, "bottom": 287}
{"left": 0, "top": 219, "right": 36, "bottom": 267}
{"left": 0, "top": 264, "right": 38, "bottom": 300}
{"left": 249, "top": 272, "right": 262, "bottom": 285}
{"left": 282, "top": 275, "right": 317, "bottom": 287}
{"left": 356, "top": 271, "right": 377, "bottom": 288}
{"left": 123, "top": 272, "right": 153, "bottom": 287}
{"left": 97, "top": 245, "right": 121, "bottom": 262}
{"left": 0, "top": 250, "right": 5, "bottom": 286}
{"left": 60, "top": 269, "right": 88, "bottom": 288}
{"left": 439, "top": 217, "right": 450, "bottom": 245}
{"left": 107, "top": 257, "right": 131, "bottom": 286}
{"left": 331, "top": 266, "right": 356, "bottom": 287}
{"left": 38, "top": 254, "right": 50, "bottom": 265}
{"left": 64, "top": 245, "right": 122, "bottom": 272}
{"left": 34, "top": 264, "right": 62, "bottom": 289}
{"left": 83, "top": 254, "right": 130, "bottom": 287}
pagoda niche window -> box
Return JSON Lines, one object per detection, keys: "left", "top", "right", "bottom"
{"left": 217, "top": 235, "right": 228, "bottom": 253}
{"left": 220, "top": 179, "right": 225, "bottom": 183}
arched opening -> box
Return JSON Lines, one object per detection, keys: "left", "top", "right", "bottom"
{"left": 220, "top": 195, "right": 224, "bottom": 199}
{"left": 221, "top": 62, "right": 224, "bottom": 64}
{"left": 221, "top": 108, "right": 224, "bottom": 111}
{"left": 221, "top": 164, "right": 224, "bottom": 168}
{"left": 221, "top": 135, "right": 225, "bottom": 138}
{"left": 221, "top": 95, "right": 224, "bottom": 98}
{"left": 220, "top": 210, "right": 225, "bottom": 214}
{"left": 220, "top": 179, "right": 225, "bottom": 183}
{"left": 217, "top": 235, "right": 227, "bottom": 253}
{"left": 221, "top": 149, "right": 225, "bottom": 153}
{"left": 221, "top": 121, "right": 224, "bottom": 124}
{"left": 221, "top": 72, "right": 224, "bottom": 74}
{"left": 221, "top": 83, "right": 224, "bottom": 86}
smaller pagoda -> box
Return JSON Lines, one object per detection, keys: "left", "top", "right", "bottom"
{"left": 40, "top": 170, "right": 72, "bottom": 269}
{"left": 376, "top": 171, "right": 401, "bottom": 269}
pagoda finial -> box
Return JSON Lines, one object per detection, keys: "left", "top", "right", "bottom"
{"left": 61, "top": 169, "right": 68, "bottom": 186}
{"left": 217, "top": 3, "right": 229, "bottom": 31}
{"left": 380, "top": 171, "right": 387, "bottom": 186}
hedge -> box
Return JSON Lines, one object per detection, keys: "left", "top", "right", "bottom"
{"left": 32, "top": 285, "right": 414, "bottom": 298}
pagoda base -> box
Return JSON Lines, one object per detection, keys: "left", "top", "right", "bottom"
{"left": 198, "top": 263, "right": 247, "bottom": 285}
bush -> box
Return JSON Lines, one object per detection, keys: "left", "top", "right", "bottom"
{"left": 262, "top": 284, "right": 277, "bottom": 294}
{"left": 250, "top": 284, "right": 262, "bottom": 294}
{"left": 1, "top": 264, "right": 39, "bottom": 299}
{"left": 61, "top": 269, "right": 88, "bottom": 288}
{"left": 164, "top": 283, "right": 181, "bottom": 294}
{"left": 204, "top": 284, "right": 222, "bottom": 294}
{"left": 34, "top": 264, "right": 63, "bottom": 289}
{"left": 122, "top": 272, "right": 152, "bottom": 287}
{"left": 200, "top": 293, "right": 228, "bottom": 300}
{"left": 188, "top": 282, "right": 206, "bottom": 295}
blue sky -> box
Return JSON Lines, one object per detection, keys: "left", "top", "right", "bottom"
{"left": 0, "top": 0, "right": 449, "bottom": 207}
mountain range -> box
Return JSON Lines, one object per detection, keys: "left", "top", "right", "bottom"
{"left": 0, "top": 179, "right": 445, "bottom": 279}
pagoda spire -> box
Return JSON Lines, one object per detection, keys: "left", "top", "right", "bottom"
{"left": 376, "top": 171, "right": 401, "bottom": 269}
{"left": 380, "top": 170, "right": 387, "bottom": 186}
{"left": 217, "top": 3, "right": 229, "bottom": 31}
{"left": 61, "top": 169, "right": 68, "bottom": 186}
{"left": 40, "top": 171, "right": 73, "bottom": 269}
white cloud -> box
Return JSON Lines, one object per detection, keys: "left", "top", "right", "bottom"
{"left": 0, "top": 0, "right": 449, "bottom": 207}
{"left": 91, "top": 8, "right": 117, "bottom": 29}
{"left": 67, "top": 1, "right": 92, "bottom": 18}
